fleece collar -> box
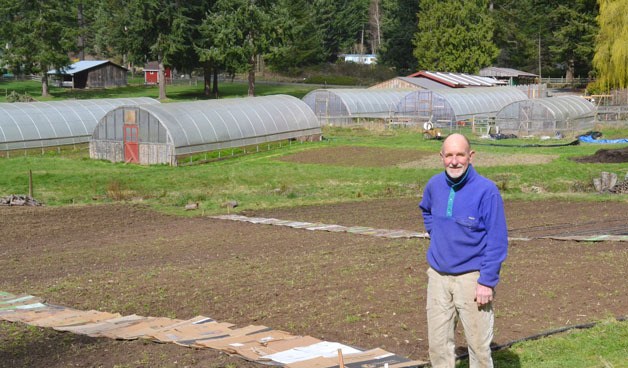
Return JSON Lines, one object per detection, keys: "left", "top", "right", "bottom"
{"left": 445, "top": 164, "right": 474, "bottom": 192}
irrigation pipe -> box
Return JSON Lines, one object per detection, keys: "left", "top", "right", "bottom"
{"left": 469, "top": 139, "right": 581, "bottom": 148}
{"left": 414, "top": 315, "right": 627, "bottom": 367}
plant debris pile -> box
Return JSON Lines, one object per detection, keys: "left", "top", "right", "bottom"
{"left": 610, "top": 179, "right": 628, "bottom": 194}
{"left": 0, "top": 194, "right": 43, "bottom": 206}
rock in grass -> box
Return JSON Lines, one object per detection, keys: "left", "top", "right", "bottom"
{"left": 221, "top": 200, "right": 238, "bottom": 209}
{"left": 184, "top": 202, "right": 199, "bottom": 210}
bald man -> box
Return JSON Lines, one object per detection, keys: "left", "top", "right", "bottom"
{"left": 419, "top": 133, "right": 508, "bottom": 368}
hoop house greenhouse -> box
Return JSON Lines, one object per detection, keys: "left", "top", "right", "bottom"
{"left": 495, "top": 96, "right": 596, "bottom": 136}
{"left": 0, "top": 98, "right": 159, "bottom": 152}
{"left": 302, "top": 89, "right": 411, "bottom": 125}
{"left": 89, "top": 95, "right": 322, "bottom": 165}
{"left": 395, "top": 87, "right": 528, "bottom": 124}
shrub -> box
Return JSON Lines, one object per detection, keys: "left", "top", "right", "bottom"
{"left": 6, "top": 91, "right": 35, "bottom": 102}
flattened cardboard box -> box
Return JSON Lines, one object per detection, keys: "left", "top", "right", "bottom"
{"left": 0, "top": 306, "right": 64, "bottom": 322}
{"left": 56, "top": 314, "right": 146, "bottom": 337}
{"left": 29, "top": 309, "right": 119, "bottom": 328}
{"left": 172, "top": 323, "right": 246, "bottom": 347}
{"left": 204, "top": 329, "right": 295, "bottom": 356}
{"left": 99, "top": 317, "right": 182, "bottom": 340}
{"left": 235, "top": 335, "right": 322, "bottom": 362}
{"left": 192, "top": 325, "right": 273, "bottom": 348}
{"left": 286, "top": 348, "right": 423, "bottom": 368}
{"left": 50, "top": 311, "right": 122, "bottom": 329}
{"left": 151, "top": 321, "right": 236, "bottom": 343}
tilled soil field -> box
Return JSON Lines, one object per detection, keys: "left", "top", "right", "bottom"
{"left": 0, "top": 199, "right": 626, "bottom": 367}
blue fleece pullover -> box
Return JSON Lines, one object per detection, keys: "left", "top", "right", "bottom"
{"left": 419, "top": 165, "right": 508, "bottom": 288}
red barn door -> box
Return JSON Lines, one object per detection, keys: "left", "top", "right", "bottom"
{"left": 123, "top": 109, "right": 139, "bottom": 164}
{"left": 124, "top": 124, "right": 139, "bottom": 163}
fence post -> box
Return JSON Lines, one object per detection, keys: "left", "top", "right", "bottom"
{"left": 29, "top": 169, "right": 33, "bottom": 198}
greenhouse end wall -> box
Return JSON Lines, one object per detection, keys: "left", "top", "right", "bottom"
{"left": 302, "top": 89, "right": 411, "bottom": 126}
{"left": 495, "top": 96, "right": 596, "bottom": 136}
{"left": 89, "top": 140, "right": 175, "bottom": 165}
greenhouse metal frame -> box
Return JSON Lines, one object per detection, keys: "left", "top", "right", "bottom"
{"left": 395, "top": 87, "right": 529, "bottom": 124}
{"left": 90, "top": 95, "right": 322, "bottom": 165}
{"left": 0, "top": 98, "right": 159, "bottom": 152}
{"left": 495, "top": 96, "right": 596, "bottom": 136}
{"left": 302, "top": 89, "right": 412, "bottom": 125}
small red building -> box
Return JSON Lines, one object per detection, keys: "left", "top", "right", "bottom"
{"left": 144, "top": 61, "right": 171, "bottom": 85}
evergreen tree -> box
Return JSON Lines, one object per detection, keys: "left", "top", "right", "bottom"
{"left": 94, "top": 0, "right": 193, "bottom": 100}
{"left": 76, "top": 0, "right": 98, "bottom": 60}
{"left": 196, "top": 1, "right": 225, "bottom": 97}
{"left": 202, "top": 0, "right": 272, "bottom": 97}
{"left": 413, "top": 0, "right": 499, "bottom": 73}
{"left": 548, "top": 2, "right": 597, "bottom": 81}
{"left": 93, "top": 0, "right": 137, "bottom": 67}
{"left": 490, "top": 0, "right": 538, "bottom": 73}
{"left": 593, "top": 0, "right": 628, "bottom": 89}
{"left": 135, "top": 1, "right": 193, "bottom": 100}
{"left": 313, "top": 0, "right": 370, "bottom": 62}
{"left": 0, "top": 0, "right": 78, "bottom": 96}
{"left": 379, "top": 0, "right": 419, "bottom": 75}
{"left": 265, "top": 0, "right": 325, "bottom": 73}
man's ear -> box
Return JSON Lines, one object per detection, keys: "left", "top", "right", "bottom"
{"left": 469, "top": 150, "right": 475, "bottom": 161}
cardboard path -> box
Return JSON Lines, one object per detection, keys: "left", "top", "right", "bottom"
{"left": 211, "top": 214, "right": 628, "bottom": 242}
{"left": 0, "top": 291, "right": 426, "bottom": 368}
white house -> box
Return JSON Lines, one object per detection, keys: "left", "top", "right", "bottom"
{"left": 342, "top": 54, "right": 377, "bottom": 65}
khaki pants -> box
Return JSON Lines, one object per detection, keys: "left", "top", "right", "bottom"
{"left": 426, "top": 267, "right": 494, "bottom": 368}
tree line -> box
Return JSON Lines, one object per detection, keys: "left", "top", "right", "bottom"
{"left": 0, "top": 0, "right": 625, "bottom": 98}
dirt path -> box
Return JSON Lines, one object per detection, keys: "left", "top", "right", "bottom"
{"left": 1, "top": 200, "right": 626, "bottom": 367}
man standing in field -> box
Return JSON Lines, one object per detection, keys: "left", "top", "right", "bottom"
{"left": 419, "top": 133, "right": 508, "bottom": 368}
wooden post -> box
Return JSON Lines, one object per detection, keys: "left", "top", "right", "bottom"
{"left": 337, "top": 349, "right": 345, "bottom": 368}
{"left": 28, "top": 169, "right": 33, "bottom": 198}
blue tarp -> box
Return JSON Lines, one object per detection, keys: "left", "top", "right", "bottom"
{"left": 578, "top": 135, "right": 628, "bottom": 144}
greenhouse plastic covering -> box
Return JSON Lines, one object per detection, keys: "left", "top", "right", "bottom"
{"left": 495, "top": 96, "right": 596, "bottom": 134}
{"left": 396, "top": 86, "right": 528, "bottom": 122}
{"left": 93, "top": 94, "right": 321, "bottom": 156}
{"left": 302, "top": 89, "right": 412, "bottom": 121}
{"left": 0, "top": 97, "right": 159, "bottom": 151}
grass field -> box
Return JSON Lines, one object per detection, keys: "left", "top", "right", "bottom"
{"left": 1, "top": 79, "right": 627, "bottom": 367}
{"left": 0, "top": 77, "right": 317, "bottom": 103}
{"left": 1, "top": 125, "right": 626, "bottom": 212}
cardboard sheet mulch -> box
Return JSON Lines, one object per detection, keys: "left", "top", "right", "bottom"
{"left": 211, "top": 215, "right": 429, "bottom": 239}
{"left": 0, "top": 291, "right": 426, "bottom": 368}
{"left": 211, "top": 215, "right": 628, "bottom": 242}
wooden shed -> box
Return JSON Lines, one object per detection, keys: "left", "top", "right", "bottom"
{"left": 47, "top": 60, "right": 128, "bottom": 89}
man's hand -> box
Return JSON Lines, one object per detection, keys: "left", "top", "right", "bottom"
{"left": 475, "top": 284, "right": 494, "bottom": 306}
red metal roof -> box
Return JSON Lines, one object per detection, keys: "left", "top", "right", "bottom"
{"left": 406, "top": 71, "right": 502, "bottom": 88}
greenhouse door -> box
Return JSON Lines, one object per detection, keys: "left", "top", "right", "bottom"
{"left": 124, "top": 124, "right": 139, "bottom": 163}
